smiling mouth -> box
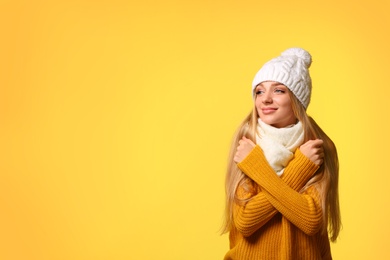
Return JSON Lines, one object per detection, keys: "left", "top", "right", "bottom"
{"left": 262, "top": 108, "right": 277, "bottom": 114}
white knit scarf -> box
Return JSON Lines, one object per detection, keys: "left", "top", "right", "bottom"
{"left": 256, "top": 119, "right": 304, "bottom": 176}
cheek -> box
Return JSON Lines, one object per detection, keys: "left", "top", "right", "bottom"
{"left": 255, "top": 96, "right": 261, "bottom": 107}
{"left": 278, "top": 96, "right": 291, "bottom": 108}
{"left": 275, "top": 96, "right": 293, "bottom": 112}
{"left": 254, "top": 98, "right": 261, "bottom": 111}
{"left": 280, "top": 100, "right": 295, "bottom": 117}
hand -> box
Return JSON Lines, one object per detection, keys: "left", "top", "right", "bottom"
{"left": 299, "top": 139, "right": 324, "bottom": 166}
{"left": 234, "top": 136, "right": 256, "bottom": 163}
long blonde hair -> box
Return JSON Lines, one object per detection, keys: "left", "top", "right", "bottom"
{"left": 221, "top": 91, "right": 341, "bottom": 242}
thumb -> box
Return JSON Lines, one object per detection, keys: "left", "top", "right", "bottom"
{"left": 243, "top": 136, "right": 256, "bottom": 147}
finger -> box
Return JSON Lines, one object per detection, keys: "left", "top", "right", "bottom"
{"left": 242, "top": 136, "right": 255, "bottom": 147}
{"left": 247, "top": 138, "right": 255, "bottom": 147}
{"left": 234, "top": 152, "right": 239, "bottom": 161}
{"left": 313, "top": 139, "right": 324, "bottom": 147}
{"left": 301, "top": 139, "right": 318, "bottom": 148}
{"left": 308, "top": 139, "right": 323, "bottom": 145}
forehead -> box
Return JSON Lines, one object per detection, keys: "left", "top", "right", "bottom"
{"left": 256, "top": 81, "right": 287, "bottom": 88}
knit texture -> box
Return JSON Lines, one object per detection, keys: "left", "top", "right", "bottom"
{"left": 256, "top": 119, "right": 304, "bottom": 176}
{"left": 224, "top": 146, "right": 332, "bottom": 260}
{"left": 252, "top": 48, "right": 312, "bottom": 109}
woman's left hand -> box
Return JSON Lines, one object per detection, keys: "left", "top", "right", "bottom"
{"left": 234, "top": 136, "right": 256, "bottom": 163}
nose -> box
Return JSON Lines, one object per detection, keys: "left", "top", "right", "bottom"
{"left": 262, "top": 92, "right": 273, "bottom": 104}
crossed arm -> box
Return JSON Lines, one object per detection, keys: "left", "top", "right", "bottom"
{"left": 233, "top": 138, "right": 324, "bottom": 237}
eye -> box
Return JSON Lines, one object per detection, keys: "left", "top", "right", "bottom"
{"left": 255, "top": 89, "right": 264, "bottom": 95}
{"left": 274, "top": 88, "right": 286, "bottom": 94}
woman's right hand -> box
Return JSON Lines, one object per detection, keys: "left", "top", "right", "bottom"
{"left": 299, "top": 139, "right": 324, "bottom": 166}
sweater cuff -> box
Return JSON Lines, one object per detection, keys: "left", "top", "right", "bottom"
{"left": 237, "top": 145, "right": 274, "bottom": 180}
{"left": 288, "top": 149, "right": 320, "bottom": 176}
{"left": 281, "top": 149, "right": 320, "bottom": 189}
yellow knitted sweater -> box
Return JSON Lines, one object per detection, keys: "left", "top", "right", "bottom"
{"left": 224, "top": 146, "right": 332, "bottom": 260}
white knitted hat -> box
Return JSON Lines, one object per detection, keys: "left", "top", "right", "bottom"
{"left": 252, "top": 48, "right": 312, "bottom": 109}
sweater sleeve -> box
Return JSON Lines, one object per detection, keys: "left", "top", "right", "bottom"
{"left": 237, "top": 145, "right": 323, "bottom": 236}
{"left": 233, "top": 148, "right": 320, "bottom": 237}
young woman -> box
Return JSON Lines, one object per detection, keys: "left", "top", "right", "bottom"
{"left": 222, "top": 48, "right": 341, "bottom": 259}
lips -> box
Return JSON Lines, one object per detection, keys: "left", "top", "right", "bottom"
{"left": 261, "top": 107, "right": 277, "bottom": 114}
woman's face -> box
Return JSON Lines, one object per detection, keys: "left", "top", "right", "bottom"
{"left": 254, "top": 81, "right": 297, "bottom": 128}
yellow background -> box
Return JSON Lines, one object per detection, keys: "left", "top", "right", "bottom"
{"left": 1, "top": 0, "right": 389, "bottom": 259}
